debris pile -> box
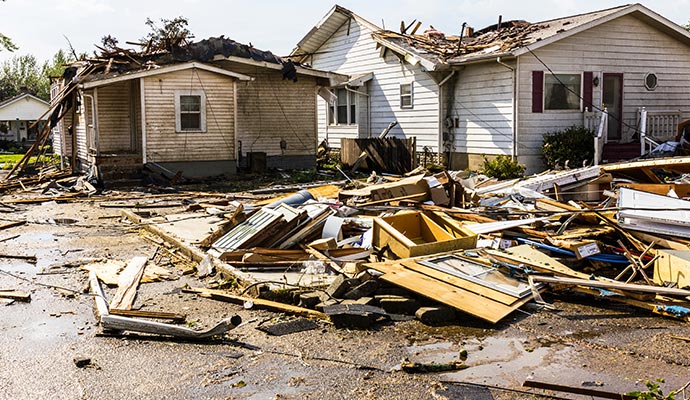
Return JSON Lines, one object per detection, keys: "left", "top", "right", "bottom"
{"left": 64, "top": 156, "right": 681, "bottom": 339}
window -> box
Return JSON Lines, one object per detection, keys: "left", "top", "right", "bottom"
{"left": 328, "top": 88, "right": 357, "bottom": 125}
{"left": 645, "top": 73, "right": 658, "bottom": 91}
{"left": 544, "top": 73, "right": 581, "bottom": 111}
{"left": 175, "top": 90, "right": 206, "bottom": 132}
{"left": 400, "top": 83, "right": 413, "bottom": 109}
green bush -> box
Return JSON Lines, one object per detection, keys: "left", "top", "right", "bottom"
{"left": 541, "top": 125, "right": 594, "bottom": 169}
{"left": 480, "top": 154, "right": 526, "bottom": 180}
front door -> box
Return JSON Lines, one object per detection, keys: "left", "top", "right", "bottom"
{"left": 602, "top": 73, "right": 623, "bottom": 141}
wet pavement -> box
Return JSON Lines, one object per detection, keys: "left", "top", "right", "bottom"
{"left": 1, "top": 198, "right": 689, "bottom": 399}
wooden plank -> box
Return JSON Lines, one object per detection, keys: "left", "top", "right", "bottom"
{"left": 484, "top": 245, "right": 592, "bottom": 280}
{"left": 523, "top": 380, "right": 636, "bottom": 400}
{"left": 400, "top": 261, "right": 518, "bottom": 305}
{"left": 109, "top": 309, "right": 186, "bottom": 322}
{"left": 367, "top": 261, "right": 526, "bottom": 323}
{"left": 0, "top": 220, "right": 26, "bottom": 231}
{"left": 630, "top": 231, "right": 690, "bottom": 251}
{"left": 0, "top": 290, "right": 31, "bottom": 302}
{"left": 100, "top": 314, "right": 241, "bottom": 339}
{"left": 184, "top": 287, "right": 329, "bottom": 320}
{"left": 530, "top": 275, "right": 690, "bottom": 297}
{"left": 110, "top": 256, "right": 148, "bottom": 310}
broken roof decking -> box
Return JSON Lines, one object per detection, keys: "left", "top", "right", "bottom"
{"left": 76, "top": 36, "right": 345, "bottom": 89}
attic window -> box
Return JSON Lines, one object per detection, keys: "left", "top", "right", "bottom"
{"left": 400, "top": 83, "right": 413, "bottom": 109}
{"left": 175, "top": 90, "right": 206, "bottom": 132}
{"left": 645, "top": 73, "right": 658, "bottom": 91}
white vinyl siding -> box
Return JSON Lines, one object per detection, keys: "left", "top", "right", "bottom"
{"left": 449, "top": 61, "right": 514, "bottom": 157}
{"left": 517, "top": 14, "right": 690, "bottom": 172}
{"left": 310, "top": 17, "right": 440, "bottom": 151}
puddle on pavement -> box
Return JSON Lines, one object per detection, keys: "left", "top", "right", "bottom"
{"left": 406, "top": 337, "right": 580, "bottom": 388}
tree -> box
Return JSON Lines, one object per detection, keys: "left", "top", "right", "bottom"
{"left": 0, "top": 49, "right": 71, "bottom": 101}
{"left": 0, "top": 0, "right": 17, "bottom": 52}
{"left": 140, "top": 16, "right": 193, "bottom": 51}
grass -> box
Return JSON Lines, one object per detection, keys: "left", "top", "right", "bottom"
{"left": 0, "top": 154, "right": 24, "bottom": 163}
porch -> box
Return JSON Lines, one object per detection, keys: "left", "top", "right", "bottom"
{"left": 586, "top": 108, "right": 683, "bottom": 164}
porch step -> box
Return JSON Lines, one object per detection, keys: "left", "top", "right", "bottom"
{"left": 602, "top": 143, "right": 640, "bottom": 163}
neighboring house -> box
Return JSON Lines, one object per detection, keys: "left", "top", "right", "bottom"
{"left": 291, "top": 4, "right": 690, "bottom": 172}
{"left": 0, "top": 93, "right": 49, "bottom": 143}
{"left": 50, "top": 37, "right": 345, "bottom": 180}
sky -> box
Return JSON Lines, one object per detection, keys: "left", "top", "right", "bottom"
{"left": 1, "top": 0, "right": 690, "bottom": 64}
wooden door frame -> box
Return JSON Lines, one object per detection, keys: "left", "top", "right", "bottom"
{"left": 603, "top": 73, "right": 624, "bottom": 141}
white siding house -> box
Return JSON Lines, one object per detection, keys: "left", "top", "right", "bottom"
{"left": 291, "top": 6, "right": 445, "bottom": 153}
{"left": 0, "top": 93, "right": 49, "bottom": 143}
{"left": 295, "top": 4, "right": 690, "bottom": 173}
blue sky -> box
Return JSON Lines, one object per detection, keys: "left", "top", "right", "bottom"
{"left": 1, "top": 0, "right": 689, "bottom": 63}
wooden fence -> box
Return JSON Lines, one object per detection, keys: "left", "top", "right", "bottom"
{"left": 340, "top": 137, "right": 417, "bottom": 175}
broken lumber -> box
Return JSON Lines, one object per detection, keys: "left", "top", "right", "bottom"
{"left": 90, "top": 271, "right": 240, "bottom": 339}
{"left": 110, "top": 256, "right": 148, "bottom": 310}
{"left": 184, "top": 287, "right": 329, "bottom": 320}
{"left": 0, "top": 290, "right": 31, "bottom": 302}
{"left": 0, "top": 253, "right": 37, "bottom": 263}
{"left": 523, "top": 380, "right": 636, "bottom": 400}
{"left": 529, "top": 275, "right": 690, "bottom": 298}
{"left": 108, "top": 309, "right": 186, "bottom": 322}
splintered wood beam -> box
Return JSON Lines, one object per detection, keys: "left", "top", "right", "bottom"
{"left": 109, "top": 256, "right": 148, "bottom": 310}
{"left": 0, "top": 221, "right": 26, "bottom": 231}
{"left": 100, "top": 314, "right": 241, "bottom": 339}
{"left": 523, "top": 380, "right": 636, "bottom": 399}
{"left": 0, "top": 290, "right": 31, "bottom": 302}
{"left": 108, "top": 309, "right": 186, "bottom": 322}
{"left": 184, "top": 287, "right": 329, "bottom": 320}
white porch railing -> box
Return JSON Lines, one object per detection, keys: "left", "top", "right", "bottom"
{"left": 591, "top": 108, "right": 608, "bottom": 166}
{"left": 638, "top": 107, "right": 681, "bottom": 155}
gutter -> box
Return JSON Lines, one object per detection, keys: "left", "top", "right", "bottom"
{"left": 496, "top": 57, "right": 518, "bottom": 160}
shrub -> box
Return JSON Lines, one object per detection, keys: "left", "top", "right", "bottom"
{"left": 541, "top": 125, "right": 594, "bottom": 169}
{"left": 480, "top": 154, "right": 526, "bottom": 180}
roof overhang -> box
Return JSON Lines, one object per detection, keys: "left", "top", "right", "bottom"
{"left": 513, "top": 4, "right": 690, "bottom": 57}
{"left": 289, "top": 5, "right": 382, "bottom": 61}
{"left": 80, "top": 62, "right": 253, "bottom": 89}
{"left": 0, "top": 93, "right": 49, "bottom": 109}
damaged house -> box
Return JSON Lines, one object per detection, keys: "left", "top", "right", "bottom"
{"left": 291, "top": 4, "right": 690, "bottom": 172}
{"left": 50, "top": 37, "right": 345, "bottom": 180}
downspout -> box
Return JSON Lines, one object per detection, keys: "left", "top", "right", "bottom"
{"left": 345, "top": 86, "right": 370, "bottom": 137}
{"left": 140, "top": 78, "right": 147, "bottom": 164}
{"left": 496, "top": 57, "right": 517, "bottom": 160}
{"left": 438, "top": 70, "right": 456, "bottom": 167}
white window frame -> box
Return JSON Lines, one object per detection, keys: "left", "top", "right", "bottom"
{"left": 543, "top": 72, "right": 582, "bottom": 112}
{"left": 400, "top": 82, "right": 414, "bottom": 109}
{"left": 174, "top": 90, "right": 207, "bottom": 132}
{"left": 644, "top": 72, "right": 658, "bottom": 91}
{"left": 328, "top": 88, "right": 357, "bottom": 126}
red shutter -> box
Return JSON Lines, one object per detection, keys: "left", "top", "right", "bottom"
{"left": 532, "top": 71, "right": 544, "bottom": 113}
{"left": 583, "top": 71, "right": 593, "bottom": 111}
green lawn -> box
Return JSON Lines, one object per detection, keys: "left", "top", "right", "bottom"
{"left": 0, "top": 154, "right": 25, "bottom": 163}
